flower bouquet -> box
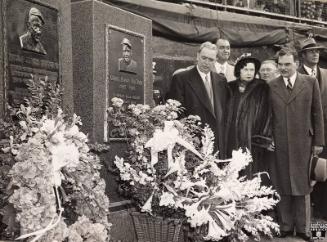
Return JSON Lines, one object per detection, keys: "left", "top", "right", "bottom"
{"left": 0, "top": 76, "right": 111, "bottom": 242}
{"left": 108, "top": 98, "right": 280, "bottom": 242}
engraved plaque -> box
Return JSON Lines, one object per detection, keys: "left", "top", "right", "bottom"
{"left": 105, "top": 25, "right": 145, "bottom": 141}
{"left": 5, "top": 0, "right": 59, "bottom": 107}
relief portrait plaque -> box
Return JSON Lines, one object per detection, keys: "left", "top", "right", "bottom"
{"left": 105, "top": 25, "right": 145, "bottom": 142}
{"left": 5, "top": 0, "right": 59, "bottom": 108}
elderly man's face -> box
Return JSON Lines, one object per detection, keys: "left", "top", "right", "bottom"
{"left": 122, "top": 45, "right": 132, "bottom": 63}
{"left": 28, "top": 16, "right": 43, "bottom": 43}
{"left": 197, "top": 47, "right": 217, "bottom": 74}
{"left": 259, "top": 62, "right": 279, "bottom": 83}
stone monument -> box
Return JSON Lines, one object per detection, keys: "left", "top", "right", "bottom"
{"left": 0, "top": 0, "right": 73, "bottom": 116}
{"left": 71, "top": 1, "right": 152, "bottom": 241}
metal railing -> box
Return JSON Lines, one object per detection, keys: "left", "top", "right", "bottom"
{"left": 157, "top": 0, "right": 327, "bottom": 27}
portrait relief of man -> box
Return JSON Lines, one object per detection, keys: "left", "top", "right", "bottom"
{"left": 19, "top": 7, "right": 47, "bottom": 55}
{"left": 118, "top": 37, "right": 137, "bottom": 74}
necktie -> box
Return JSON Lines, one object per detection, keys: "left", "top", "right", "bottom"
{"left": 287, "top": 78, "right": 292, "bottom": 92}
{"left": 311, "top": 68, "right": 316, "bottom": 77}
{"left": 204, "top": 74, "right": 214, "bottom": 108}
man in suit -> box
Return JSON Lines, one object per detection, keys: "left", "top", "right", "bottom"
{"left": 269, "top": 48, "right": 324, "bottom": 241}
{"left": 166, "top": 41, "right": 228, "bottom": 158}
{"left": 298, "top": 37, "right": 327, "bottom": 220}
{"left": 214, "top": 38, "right": 235, "bottom": 82}
{"left": 19, "top": 7, "right": 47, "bottom": 55}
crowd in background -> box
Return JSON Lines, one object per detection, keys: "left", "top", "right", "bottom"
{"left": 165, "top": 37, "right": 327, "bottom": 242}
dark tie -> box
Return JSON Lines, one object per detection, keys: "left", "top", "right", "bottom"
{"left": 287, "top": 78, "right": 292, "bottom": 92}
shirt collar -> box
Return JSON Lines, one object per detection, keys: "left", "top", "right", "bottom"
{"left": 303, "top": 64, "right": 317, "bottom": 75}
{"left": 197, "top": 66, "right": 210, "bottom": 82}
{"left": 215, "top": 61, "right": 227, "bottom": 73}
{"left": 283, "top": 72, "right": 297, "bottom": 87}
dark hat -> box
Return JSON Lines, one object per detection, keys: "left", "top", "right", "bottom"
{"left": 298, "top": 38, "right": 325, "bottom": 52}
{"left": 29, "top": 7, "right": 44, "bottom": 24}
{"left": 234, "top": 53, "right": 261, "bottom": 77}
{"left": 309, "top": 156, "right": 327, "bottom": 186}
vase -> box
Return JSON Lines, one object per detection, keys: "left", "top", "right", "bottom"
{"left": 131, "top": 212, "right": 183, "bottom": 242}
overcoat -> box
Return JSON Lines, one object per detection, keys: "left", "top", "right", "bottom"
{"left": 166, "top": 66, "right": 228, "bottom": 158}
{"left": 298, "top": 65, "right": 327, "bottom": 218}
{"left": 298, "top": 65, "right": 327, "bottom": 144}
{"left": 269, "top": 73, "right": 324, "bottom": 195}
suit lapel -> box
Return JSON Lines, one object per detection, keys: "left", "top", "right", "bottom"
{"left": 288, "top": 74, "right": 306, "bottom": 103}
{"left": 271, "top": 76, "right": 289, "bottom": 104}
{"left": 187, "top": 68, "right": 215, "bottom": 117}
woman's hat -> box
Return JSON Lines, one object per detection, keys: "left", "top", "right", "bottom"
{"left": 309, "top": 156, "right": 327, "bottom": 186}
{"left": 234, "top": 53, "right": 261, "bottom": 77}
{"left": 298, "top": 38, "right": 326, "bottom": 52}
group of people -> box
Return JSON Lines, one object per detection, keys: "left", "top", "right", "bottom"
{"left": 166, "top": 37, "right": 327, "bottom": 241}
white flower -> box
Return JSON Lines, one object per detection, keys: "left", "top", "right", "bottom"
{"left": 111, "top": 97, "right": 124, "bottom": 108}
{"left": 166, "top": 99, "right": 181, "bottom": 107}
{"left": 66, "top": 125, "right": 87, "bottom": 141}
{"left": 159, "top": 192, "right": 175, "bottom": 207}
{"left": 50, "top": 132, "right": 65, "bottom": 145}
{"left": 50, "top": 143, "right": 80, "bottom": 186}
{"left": 41, "top": 119, "right": 56, "bottom": 134}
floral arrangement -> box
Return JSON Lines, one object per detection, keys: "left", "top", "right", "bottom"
{"left": 0, "top": 76, "right": 111, "bottom": 241}
{"left": 108, "top": 97, "right": 280, "bottom": 241}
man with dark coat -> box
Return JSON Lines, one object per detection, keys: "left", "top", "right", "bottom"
{"left": 269, "top": 48, "right": 324, "bottom": 241}
{"left": 166, "top": 41, "right": 228, "bottom": 158}
{"left": 297, "top": 37, "right": 327, "bottom": 220}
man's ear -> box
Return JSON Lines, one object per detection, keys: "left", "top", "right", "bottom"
{"left": 295, "top": 60, "right": 300, "bottom": 68}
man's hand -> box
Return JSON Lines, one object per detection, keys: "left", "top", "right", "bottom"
{"left": 313, "top": 146, "right": 323, "bottom": 156}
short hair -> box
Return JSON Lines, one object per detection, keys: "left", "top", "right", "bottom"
{"left": 261, "top": 59, "right": 278, "bottom": 68}
{"left": 198, "top": 41, "right": 218, "bottom": 53}
{"left": 277, "top": 48, "right": 298, "bottom": 62}
{"left": 215, "top": 38, "right": 230, "bottom": 44}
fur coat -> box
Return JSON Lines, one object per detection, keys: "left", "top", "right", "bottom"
{"left": 225, "top": 78, "right": 272, "bottom": 177}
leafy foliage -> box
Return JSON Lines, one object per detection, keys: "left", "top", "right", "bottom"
{"left": 0, "top": 75, "right": 111, "bottom": 241}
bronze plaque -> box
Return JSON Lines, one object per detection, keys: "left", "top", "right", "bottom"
{"left": 105, "top": 25, "right": 145, "bottom": 141}
{"left": 5, "top": 0, "right": 59, "bottom": 107}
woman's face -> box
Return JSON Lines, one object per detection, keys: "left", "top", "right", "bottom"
{"left": 240, "top": 62, "right": 255, "bottom": 82}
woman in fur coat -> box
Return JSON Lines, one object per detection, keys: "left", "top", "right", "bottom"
{"left": 225, "top": 54, "right": 272, "bottom": 179}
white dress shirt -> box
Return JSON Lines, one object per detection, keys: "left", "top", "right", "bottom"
{"left": 215, "top": 62, "right": 228, "bottom": 75}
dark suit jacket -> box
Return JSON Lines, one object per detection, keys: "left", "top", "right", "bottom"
{"left": 269, "top": 73, "right": 324, "bottom": 195}
{"left": 298, "top": 65, "right": 327, "bottom": 146}
{"left": 166, "top": 66, "right": 228, "bottom": 158}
